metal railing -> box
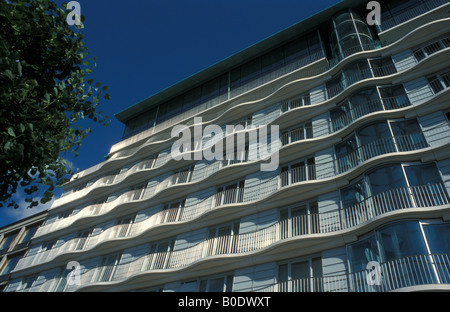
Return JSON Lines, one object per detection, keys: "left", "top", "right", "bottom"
{"left": 378, "top": 0, "right": 449, "bottom": 32}
{"left": 331, "top": 94, "right": 411, "bottom": 132}
{"left": 20, "top": 134, "right": 444, "bottom": 272}
{"left": 66, "top": 8, "right": 450, "bottom": 186}
{"left": 31, "top": 53, "right": 450, "bottom": 260}
{"left": 336, "top": 132, "right": 428, "bottom": 174}
{"left": 326, "top": 62, "right": 398, "bottom": 100}
{"left": 12, "top": 182, "right": 450, "bottom": 291}
{"left": 280, "top": 164, "right": 316, "bottom": 187}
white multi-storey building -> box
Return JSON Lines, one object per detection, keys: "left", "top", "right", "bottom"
{"left": 4, "top": 0, "right": 450, "bottom": 292}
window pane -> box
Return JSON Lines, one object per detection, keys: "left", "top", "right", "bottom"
{"left": 378, "top": 85, "right": 410, "bottom": 109}
{"left": 331, "top": 100, "right": 351, "bottom": 131}
{"left": 390, "top": 119, "right": 427, "bottom": 151}
{"left": 357, "top": 121, "right": 391, "bottom": 146}
{"left": 349, "top": 88, "right": 382, "bottom": 120}
{"left": 344, "top": 60, "right": 371, "bottom": 86}
{"left": 225, "top": 275, "right": 234, "bottom": 292}
{"left": 1, "top": 256, "right": 21, "bottom": 275}
{"left": 404, "top": 164, "right": 448, "bottom": 206}
{"left": 370, "top": 57, "right": 396, "bottom": 77}
{"left": 311, "top": 257, "right": 322, "bottom": 277}
{"left": 423, "top": 223, "right": 450, "bottom": 254}
{"left": 367, "top": 164, "right": 407, "bottom": 196}
{"left": 341, "top": 180, "right": 367, "bottom": 208}
{"left": 209, "top": 278, "right": 224, "bottom": 292}
{"left": 378, "top": 221, "right": 427, "bottom": 261}
{"left": 348, "top": 235, "right": 380, "bottom": 272}
{"left": 291, "top": 261, "right": 309, "bottom": 279}
{"left": 358, "top": 122, "right": 395, "bottom": 160}
{"left": 428, "top": 75, "right": 444, "bottom": 94}
{"left": 278, "top": 264, "right": 288, "bottom": 282}
{"left": 404, "top": 163, "right": 442, "bottom": 186}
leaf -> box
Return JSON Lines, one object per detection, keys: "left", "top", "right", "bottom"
{"left": 104, "top": 93, "right": 110, "bottom": 100}
{"left": 7, "top": 127, "right": 16, "bottom": 137}
{"left": 2, "top": 69, "right": 14, "bottom": 81}
{"left": 17, "top": 61, "right": 22, "bottom": 76}
{"left": 4, "top": 141, "right": 11, "bottom": 151}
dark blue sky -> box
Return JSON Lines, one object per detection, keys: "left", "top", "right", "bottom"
{"left": 0, "top": 0, "right": 340, "bottom": 227}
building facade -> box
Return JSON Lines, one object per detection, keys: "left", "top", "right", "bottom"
{"left": 0, "top": 211, "right": 47, "bottom": 292}
{"left": 4, "top": 0, "right": 450, "bottom": 292}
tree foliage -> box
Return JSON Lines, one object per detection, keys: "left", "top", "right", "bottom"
{"left": 0, "top": 0, "right": 110, "bottom": 209}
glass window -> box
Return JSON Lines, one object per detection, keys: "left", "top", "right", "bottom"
{"left": 335, "top": 134, "right": 359, "bottom": 173}
{"left": 261, "top": 47, "right": 285, "bottom": 78}
{"left": 0, "top": 255, "right": 21, "bottom": 275}
{"left": 370, "top": 57, "right": 396, "bottom": 77}
{"left": 278, "top": 257, "right": 322, "bottom": 291}
{"left": 0, "top": 232, "right": 18, "bottom": 251}
{"left": 379, "top": 85, "right": 410, "bottom": 109}
{"left": 291, "top": 261, "right": 309, "bottom": 280}
{"left": 284, "top": 36, "right": 310, "bottom": 70}
{"left": 20, "top": 226, "right": 39, "bottom": 244}
{"left": 390, "top": 119, "right": 421, "bottom": 137}
{"left": 278, "top": 263, "right": 288, "bottom": 284}
{"left": 336, "top": 21, "right": 357, "bottom": 39}
{"left": 404, "top": 163, "right": 443, "bottom": 186}
{"left": 422, "top": 223, "right": 450, "bottom": 254}
{"left": 340, "top": 35, "right": 362, "bottom": 58}
{"left": 357, "top": 122, "right": 394, "bottom": 158}
{"left": 239, "top": 58, "right": 262, "bottom": 91}
{"left": 348, "top": 88, "right": 383, "bottom": 121}
{"left": 165, "top": 97, "right": 183, "bottom": 120}
{"left": 199, "top": 275, "right": 233, "bottom": 292}
{"left": 182, "top": 88, "right": 201, "bottom": 113}
{"left": 413, "top": 48, "right": 426, "bottom": 62}
{"left": 334, "top": 11, "right": 352, "bottom": 25}
{"left": 341, "top": 179, "right": 367, "bottom": 208}
{"left": 442, "top": 71, "right": 450, "bottom": 88}
{"left": 366, "top": 164, "right": 408, "bottom": 196}
{"left": 209, "top": 277, "right": 225, "bottom": 292}
{"left": 331, "top": 100, "right": 352, "bottom": 131}
{"left": 427, "top": 75, "right": 444, "bottom": 94}
{"left": 390, "top": 119, "right": 427, "bottom": 151}
{"left": 348, "top": 235, "right": 380, "bottom": 272}
{"left": 327, "top": 74, "right": 344, "bottom": 99}
{"left": 343, "top": 60, "right": 371, "bottom": 86}
{"left": 377, "top": 221, "right": 427, "bottom": 261}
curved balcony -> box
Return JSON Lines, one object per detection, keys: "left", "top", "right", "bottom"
{"left": 33, "top": 89, "right": 450, "bottom": 245}
{"left": 15, "top": 181, "right": 450, "bottom": 292}
{"left": 336, "top": 132, "right": 428, "bottom": 174}
{"left": 14, "top": 151, "right": 450, "bottom": 274}
{"left": 378, "top": 0, "right": 449, "bottom": 33}
{"left": 54, "top": 61, "right": 448, "bottom": 223}
{"left": 104, "top": 23, "right": 447, "bottom": 160}
{"left": 65, "top": 17, "right": 449, "bottom": 185}
{"left": 255, "top": 253, "right": 450, "bottom": 292}
{"left": 34, "top": 80, "right": 450, "bottom": 248}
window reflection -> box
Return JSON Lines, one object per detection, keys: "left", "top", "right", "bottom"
{"left": 348, "top": 219, "right": 450, "bottom": 288}
{"left": 335, "top": 119, "right": 427, "bottom": 173}
{"left": 340, "top": 162, "right": 447, "bottom": 212}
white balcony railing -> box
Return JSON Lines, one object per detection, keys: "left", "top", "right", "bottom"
{"left": 255, "top": 253, "right": 450, "bottom": 292}
{"left": 14, "top": 181, "right": 450, "bottom": 286}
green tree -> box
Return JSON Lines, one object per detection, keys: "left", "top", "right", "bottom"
{"left": 0, "top": 0, "right": 110, "bottom": 209}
